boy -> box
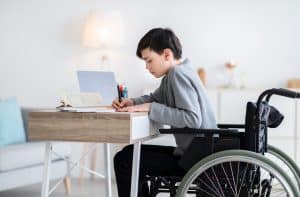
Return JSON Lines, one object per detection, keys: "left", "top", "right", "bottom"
{"left": 112, "top": 28, "right": 216, "bottom": 197}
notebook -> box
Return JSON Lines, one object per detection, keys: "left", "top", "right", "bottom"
{"left": 77, "top": 71, "right": 118, "bottom": 106}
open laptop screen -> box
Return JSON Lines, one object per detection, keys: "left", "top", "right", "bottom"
{"left": 77, "top": 71, "right": 118, "bottom": 105}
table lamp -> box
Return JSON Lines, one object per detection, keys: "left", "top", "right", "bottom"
{"left": 82, "top": 10, "right": 124, "bottom": 70}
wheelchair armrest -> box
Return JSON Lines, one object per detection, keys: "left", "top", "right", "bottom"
{"left": 217, "top": 124, "right": 245, "bottom": 129}
{"left": 159, "top": 128, "right": 239, "bottom": 136}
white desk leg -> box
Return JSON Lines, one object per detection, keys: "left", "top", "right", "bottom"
{"left": 41, "top": 142, "right": 52, "bottom": 197}
{"left": 130, "top": 141, "right": 141, "bottom": 197}
{"left": 104, "top": 143, "right": 112, "bottom": 197}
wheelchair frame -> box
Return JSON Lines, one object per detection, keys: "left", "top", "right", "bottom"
{"left": 144, "top": 88, "right": 300, "bottom": 197}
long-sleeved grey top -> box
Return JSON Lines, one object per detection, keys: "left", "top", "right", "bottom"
{"left": 132, "top": 59, "right": 217, "bottom": 155}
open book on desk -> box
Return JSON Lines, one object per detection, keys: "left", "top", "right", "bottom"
{"left": 57, "top": 92, "right": 116, "bottom": 112}
{"left": 57, "top": 106, "right": 116, "bottom": 112}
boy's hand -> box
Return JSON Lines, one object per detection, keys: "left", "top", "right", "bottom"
{"left": 118, "top": 103, "right": 151, "bottom": 112}
{"left": 112, "top": 98, "right": 134, "bottom": 110}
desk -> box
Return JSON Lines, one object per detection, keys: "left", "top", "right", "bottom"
{"left": 27, "top": 110, "right": 157, "bottom": 197}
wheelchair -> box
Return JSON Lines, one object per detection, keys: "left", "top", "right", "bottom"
{"left": 143, "top": 88, "right": 300, "bottom": 197}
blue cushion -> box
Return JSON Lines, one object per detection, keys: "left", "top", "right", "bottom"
{"left": 0, "top": 98, "right": 26, "bottom": 147}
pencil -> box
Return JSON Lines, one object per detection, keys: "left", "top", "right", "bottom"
{"left": 117, "top": 84, "right": 122, "bottom": 103}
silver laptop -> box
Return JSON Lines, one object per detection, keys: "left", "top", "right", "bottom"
{"left": 77, "top": 71, "right": 118, "bottom": 105}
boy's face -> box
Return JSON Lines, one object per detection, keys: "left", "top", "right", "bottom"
{"left": 141, "top": 48, "right": 171, "bottom": 78}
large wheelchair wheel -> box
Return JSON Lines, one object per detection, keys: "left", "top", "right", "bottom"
{"left": 266, "top": 145, "right": 300, "bottom": 191}
{"left": 176, "top": 150, "right": 298, "bottom": 197}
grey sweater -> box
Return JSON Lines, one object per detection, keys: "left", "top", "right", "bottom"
{"left": 132, "top": 59, "right": 217, "bottom": 155}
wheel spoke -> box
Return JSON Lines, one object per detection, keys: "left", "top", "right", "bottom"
{"left": 197, "top": 178, "right": 220, "bottom": 196}
{"left": 237, "top": 163, "right": 249, "bottom": 197}
{"left": 204, "top": 170, "right": 223, "bottom": 197}
{"left": 220, "top": 163, "right": 236, "bottom": 196}
{"left": 198, "top": 186, "right": 217, "bottom": 197}
{"left": 229, "top": 161, "right": 238, "bottom": 196}
{"left": 235, "top": 161, "right": 240, "bottom": 194}
{"left": 211, "top": 166, "right": 226, "bottom": 197}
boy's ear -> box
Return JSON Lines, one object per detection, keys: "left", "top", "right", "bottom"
{"left": 163, "top": 48, "right": 173, "bottom": 61}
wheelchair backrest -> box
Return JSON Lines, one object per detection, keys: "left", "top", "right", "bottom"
{"left": 242, "top": 101, "right": 284, "bottom": 153}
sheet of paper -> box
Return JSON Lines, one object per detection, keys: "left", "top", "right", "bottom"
{"left": 57, "top": 106, "right": 116, "bottom": 112}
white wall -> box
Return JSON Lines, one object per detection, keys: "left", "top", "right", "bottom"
{"left": 1, "top": 0, "right": 299, "bottom": 180}
{"left": 1, "top": 0, "right": 300, "bottom": 107}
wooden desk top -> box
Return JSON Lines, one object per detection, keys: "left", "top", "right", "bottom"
{"left": 28, "top": 110, "right": 156, "bottom": 144}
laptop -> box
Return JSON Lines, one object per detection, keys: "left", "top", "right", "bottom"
{"left": 77, "top": 71, "right": 118, "bottom": 106}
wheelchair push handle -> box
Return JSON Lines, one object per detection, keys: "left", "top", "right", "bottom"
{"left": 275, "top": 88, "right": 300, "bottom": 98}
{"left": 257, "top": 88, "right": 300, "bottom": 104}
{"left": 256, "top": 88, "right": 300, "bottom": 116}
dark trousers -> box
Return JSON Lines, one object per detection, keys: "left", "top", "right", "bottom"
{"left": 113, "top": 144, "right": 186, "bottom": 197}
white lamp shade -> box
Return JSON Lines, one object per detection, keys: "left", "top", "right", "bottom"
{"left": 82, "top": 10, "right": 124, "bottom": 48}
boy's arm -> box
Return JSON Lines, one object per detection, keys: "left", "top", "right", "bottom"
{"left": 131, "top": 95, "right": 153, "bottom": 105}
{"left": 149, "top": 70, "right": 202, "bottom": 128}
{"left": 131, "top": 84, "right": 163, "bottom": 105}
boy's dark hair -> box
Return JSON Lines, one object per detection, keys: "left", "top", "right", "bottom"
{"left": 136, "top": 28, "right": 182, "bottom": 59}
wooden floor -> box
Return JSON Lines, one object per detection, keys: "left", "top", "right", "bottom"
{"left": 0, "top": 178, "right": 171, "bottom": 197}
{"left": 0, "top": 178, "right": 117, "bottom": 197}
